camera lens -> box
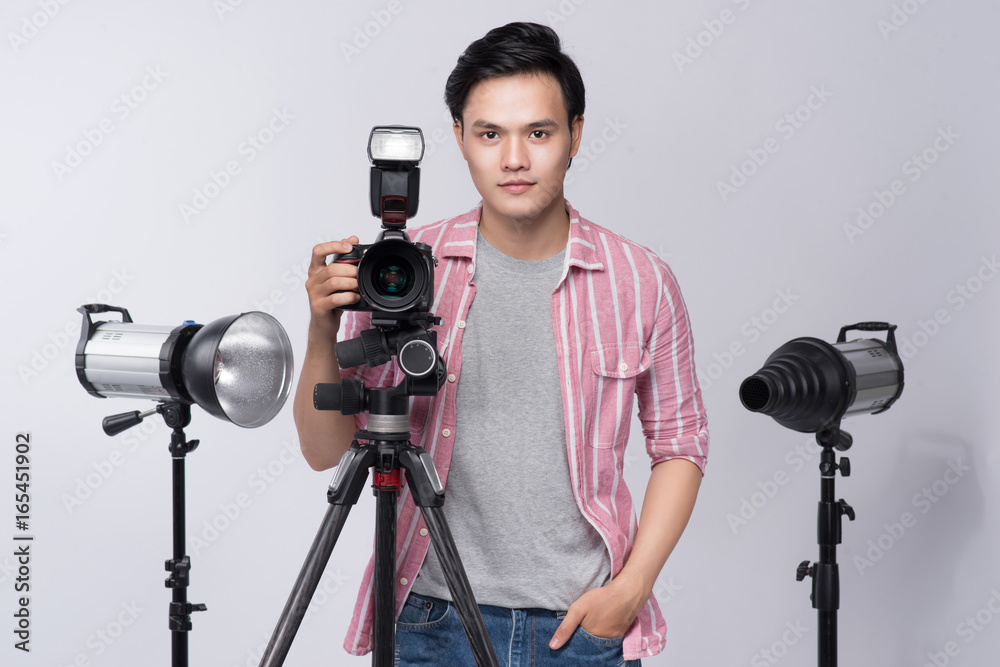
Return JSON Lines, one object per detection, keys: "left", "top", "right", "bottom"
{"left": 374, "top": 259, "right": 413, "bottom": 298}
{"left": 357, "top": 239, "right": 430, "bottom": 312}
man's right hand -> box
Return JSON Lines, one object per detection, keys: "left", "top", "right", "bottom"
{"left": 306, "top": 235, "right": 362, "bottom": 341}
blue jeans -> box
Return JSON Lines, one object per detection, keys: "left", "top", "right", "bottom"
{"left": 395, "top": 592, "right": 642, "bottom": 667}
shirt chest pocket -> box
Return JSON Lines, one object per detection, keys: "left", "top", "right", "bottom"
{"left": 585, "top": 345, "right": 651, "bottom": 448}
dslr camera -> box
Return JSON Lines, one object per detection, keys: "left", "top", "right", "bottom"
{"left": 331, "top": 126, "right": 436, "bottom": 322}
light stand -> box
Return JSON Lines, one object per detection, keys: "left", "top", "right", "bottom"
{"left": 796, "top": 424, "right": 855, "bottom": 667}
{"left": 101, "top": 401, "right": 207, "bottom": 667}
{"left": 76, "top": 303, "right": 295, "bottom": 666}
{"left": 740, "top": 321, "right": 904, "bottom": 667}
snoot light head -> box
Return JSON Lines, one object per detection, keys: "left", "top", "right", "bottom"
{"left": 739, "top": 322, "right": 904, "bottom": 434}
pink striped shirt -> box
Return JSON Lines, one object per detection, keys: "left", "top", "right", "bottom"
{"left": 339, "top": 201, "right": 708, "bottom": 660}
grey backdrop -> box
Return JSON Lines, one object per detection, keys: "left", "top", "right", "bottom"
{"left": 3, "top": 1, "right": 998, "bottom": 665}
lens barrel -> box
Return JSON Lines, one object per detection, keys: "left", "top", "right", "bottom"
{"left": 356, "top": 238, "right": 431, "bottom": 312}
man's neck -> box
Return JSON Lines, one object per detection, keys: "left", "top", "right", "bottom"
{"left": 478, "top": 197, "right": 570, "bottom": 261}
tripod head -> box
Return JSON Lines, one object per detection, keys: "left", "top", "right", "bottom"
{"left": 314, "top": 319, "right": 446, "bottom": 434}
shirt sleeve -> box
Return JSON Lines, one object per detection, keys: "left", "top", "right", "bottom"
{"left": 635, "top": 261, "right": 709, "bottom": 473}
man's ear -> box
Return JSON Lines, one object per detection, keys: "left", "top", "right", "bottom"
{"left": 568, "top": 115, "right": 585, "bottom": 159}
{"left": 452, "top": 120, "right": 467, "bottom": 161}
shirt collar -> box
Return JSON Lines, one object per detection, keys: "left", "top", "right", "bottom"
{"left": 436, "top": 200, "right": 605, "bottom": 272}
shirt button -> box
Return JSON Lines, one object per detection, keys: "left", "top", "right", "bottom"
{"left": 447, "top": 374, "right": 456, "bottom": 383}
{"left": 400, "top": 577, "right": 408, "bottom": 586}
{"left": 457, "top": 320, "right": 466, "bottom": 329}
{"left": 467, "top": 264, "right": 474, "bottom": 274}
{"left": 419, "top": 528, "right": 428, "bottom": 537}
{"left": 619, "top": 362, "right": 629, "bottom": 372}
{"left": 442, "top": 428, "right": 451, "bottom": 437}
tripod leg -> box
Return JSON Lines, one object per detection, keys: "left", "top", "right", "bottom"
{"left": 373, "top": 486, "right": 398, "bottom": 667}
{"left": 260, "top": 443, "right": 376, "bottom": 667}
{"left": 259, "top": 502, "right": 354, "bottom": 667}
{"left": 418, "top": 506, "right": 499, "bottom": 667}
{"left": 397, "top": 447, "right": 498, "bottom": 666}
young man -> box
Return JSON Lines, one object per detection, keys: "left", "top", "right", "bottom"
{"left": 294, "top": 22, "right": 708, "bottom": 666}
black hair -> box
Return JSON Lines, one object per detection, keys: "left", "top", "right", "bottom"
{"left": 445, "top": 22, "right": 585, "bottom": 127}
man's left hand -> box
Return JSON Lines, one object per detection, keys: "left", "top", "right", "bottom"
{"left": 548, "top": 577, "right": 645, "bottom": 650}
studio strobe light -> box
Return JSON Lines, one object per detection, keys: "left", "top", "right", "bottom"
{"left": 739, "top": 323, "right": 904, "bottom": 439}
{"left": 76, "top": 304, "right": 293, "bottom": 431}
{"left": 739, "top": 322, "right": 905, "bottom": 667}
{"left": 75, "top": 303, "right": 294, "bottom": 667}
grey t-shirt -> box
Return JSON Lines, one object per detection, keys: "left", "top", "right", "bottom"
{"left": 411, "top": 229, "right": 611, "bottom": 610}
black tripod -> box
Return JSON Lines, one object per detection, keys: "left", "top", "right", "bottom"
{"left": 102, "top": 401, "right": 207, "bottom": 667}
{"left": 259, "top": 324, "right": 499, "bottom": 667}
{"left": 795, "top": 424, "right": 855, "bottom": 667}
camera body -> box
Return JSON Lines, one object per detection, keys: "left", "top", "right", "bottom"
{"left": 331, "top": 232, "right": 435, "bottom": 315}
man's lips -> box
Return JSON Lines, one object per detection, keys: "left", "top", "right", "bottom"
{"left": 500, "top": 180, "right": 534, "bottom": 194}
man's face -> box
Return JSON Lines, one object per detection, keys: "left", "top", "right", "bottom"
{"left": 454, "top": 73, "right": 583, "bottom": 224}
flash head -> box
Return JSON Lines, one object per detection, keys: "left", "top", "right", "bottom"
{"left": 369, "top": 126, "right": 423, "bottom": 226}
{"left": 369, "top": 126, "right": 424, "bottom": 164}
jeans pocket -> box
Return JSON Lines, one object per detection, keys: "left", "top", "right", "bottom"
{"left": 396, "top": 593, "right": 451, "bottom": 630}
{"left": 574, "top": 625, "right": 626, "bottom": 646}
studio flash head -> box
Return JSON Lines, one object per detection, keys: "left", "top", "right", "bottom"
{"left": 739, "top": 322, "right": 904, "bottom": 438}
{"left": 76, "top": 304, "right": 294, "bottom": 434}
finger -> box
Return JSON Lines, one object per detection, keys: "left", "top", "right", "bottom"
{"left": 321, "top": 290, "right": 361, "bottom": 312}
{"left": 314, "top": 273, "right": 359, "bottom": 297}
{"left": 310, "top": 239, "right": 356, "bottom": 269}
{"left": 549, "top": 608, "right": 584, "bottom": 650}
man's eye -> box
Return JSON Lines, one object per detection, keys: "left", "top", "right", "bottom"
{"left": 483, "top": 131, "right": 498, "bottom": 140}
{"left": 531, "top": 130, "right": 548, "bottom": 139}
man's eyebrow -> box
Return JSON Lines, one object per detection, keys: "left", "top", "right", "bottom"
{"left": 469, "top": 118, "right": 561, "bottom": 131}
